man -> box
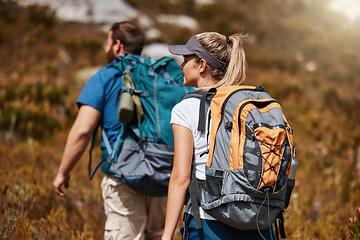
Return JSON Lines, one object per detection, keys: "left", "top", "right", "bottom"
{"left": 53, "top": 21, "right": 166, "bottom": 240}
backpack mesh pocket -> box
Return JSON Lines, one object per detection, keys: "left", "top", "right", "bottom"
{"left": 253, "top": 126, "right": 287, "bottom": 192}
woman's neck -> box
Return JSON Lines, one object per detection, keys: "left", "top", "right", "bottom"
{"left": 197, "top": 76, "right": 218, "bottom": 88}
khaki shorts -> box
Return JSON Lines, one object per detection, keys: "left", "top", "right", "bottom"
{"left": 101, "top": 175, "right": 167, "bottom": 240}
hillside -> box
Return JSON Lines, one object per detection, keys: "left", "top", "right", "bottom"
{"left": 1, "top": 0, "right": 360, "bottom": 239}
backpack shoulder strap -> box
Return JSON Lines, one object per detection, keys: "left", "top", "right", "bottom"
{"left": 152, "top": 56, "right": 174, "bottom": 70}
{"left": 88, "top": 128, "right": 113, "bottom": 180}
{"left": 88, "top": 127, "right": 125, "bottom": 180}
{"left": 274, "top": 212, "right": 287, "bottom": 240}
{"left": 181, "top": 90, "right": 204, "bottom": 101}
{"left": 108, "top": 55, "right": 142, "bottom": 74}
{"left": 181, "top": 88, "right": 215, "bottom": 135}
{"left": 198, "top": 88, "right": 216, "bottom": 132}
{"left": 88, "top": 125, "right": 100, "bottom": 180}
{"left": 189, "top": 166, "right": 205, "bottom": 238}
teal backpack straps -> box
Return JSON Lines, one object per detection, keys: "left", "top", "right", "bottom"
{"left": 88, "top": 128, "right": 112, "bottom": 180}
{"left": 154, "top": 57, "right": 182, "bottom": 85}
{"left": 88, "top": 125, "right": 100, "bottom": 180}
{"left": 88, "top": 128, "right": 123, "bottom": 180}
{"left": 152, "top": 56, "right": 173, "bottom": 68}
{"left": 88, "top": 56, "right": 134, "bottom": 181}
{"left": 108, "top": 54, "right": 140, "bottom": 76}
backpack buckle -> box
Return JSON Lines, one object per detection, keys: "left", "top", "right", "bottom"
{"left": 225, "top": 121, "right": 232, "bottom": 130}
{"left": 255, "top": 85, "right": 265, "bottom": 91}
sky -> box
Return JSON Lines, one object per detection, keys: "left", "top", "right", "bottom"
{"left": 330, "top": 0, "right": 360, "bottom": 21}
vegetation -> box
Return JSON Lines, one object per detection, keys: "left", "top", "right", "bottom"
{"left": 1, "top": 0, "right": 360, "bottom": 239}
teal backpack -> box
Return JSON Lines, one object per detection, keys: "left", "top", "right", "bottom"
{"left": 89, "top": 55, "right": 194, "bottom": 197}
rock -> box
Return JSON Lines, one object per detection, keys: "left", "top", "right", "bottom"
{"left": 16, "top": 0, "right": 137, "bottom": 25}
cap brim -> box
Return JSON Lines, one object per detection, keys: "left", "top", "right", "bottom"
{"left": 168, "top": 45, "right": 193, "bottom": 55}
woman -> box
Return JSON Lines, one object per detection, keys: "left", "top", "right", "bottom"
{"left": 161, "top": 32, "right": 275, "bottom": 240}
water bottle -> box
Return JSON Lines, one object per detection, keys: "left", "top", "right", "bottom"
{"left": 288, "top": 158, "right": 298, "bottom": 179}
{"left": 118, "top": 91, "right": 134, "bottom": 123}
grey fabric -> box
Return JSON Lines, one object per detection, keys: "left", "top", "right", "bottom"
{"left": 201, "top": 167, "right": 288, "bottom": 230}
{"left": 196, "top": 87, "right": 294, "bottom": 230}
{"left": 109, "top": 139, "right": 174, "bottom": 196}
{"left": 168, "top": 36, "right": 227, "bottom": 70}
{"left": 211, "top": 89, "right": 252, "bottom": 169}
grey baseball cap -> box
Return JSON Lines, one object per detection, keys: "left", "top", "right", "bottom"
{"left": 168, "top": 36, "right": 227, "bottom": 70}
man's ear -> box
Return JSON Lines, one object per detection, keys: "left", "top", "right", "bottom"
{"left": 113, "top": 39, "right": 124, "bottom": 55}
{"left": 199, "top": 59, "right": 207, "bottom": 73}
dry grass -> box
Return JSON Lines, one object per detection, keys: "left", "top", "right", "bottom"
{"left": 1, "top": 0, "right": 360, "bottom": 239}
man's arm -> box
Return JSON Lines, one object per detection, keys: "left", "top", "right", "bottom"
{"left": 53, "top": 105, "right": 101, "bottom": 197}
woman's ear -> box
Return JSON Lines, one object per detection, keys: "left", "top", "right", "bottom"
{"left": 199, "top": 59, "right": 207, "bottom": 73}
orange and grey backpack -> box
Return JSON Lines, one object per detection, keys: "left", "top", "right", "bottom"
{"left": 187, "top": 85, "right": 297, "bottom": 239}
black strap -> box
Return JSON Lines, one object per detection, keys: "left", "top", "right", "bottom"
{"left": 189, "top": 167, "right": 203, "bottom": 236}
{"left": 278, "top": 212, "right": 287, "bottom": 239}
{"left": 188, "top": 89, "right": 215, "bottom": 235}
{"left": 255, "top": 85, "right": 265, "bottom": 91}
{"left": 274, "top": 220, "right": 280, "bottom": 240}
{"left": 197, "top": 92, "right": 208, "bottom": 132}
{"left": 274, "top": 212, "right": 287, "bottom": 240}
{"left": 197, "top": 88, "right": 216, "bottom": 132}
{"left": 88, "top": 125, "right": 103, "bottom": 180}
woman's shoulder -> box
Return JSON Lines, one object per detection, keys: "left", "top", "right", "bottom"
{"left": 171, "top": 96, "right": 201, "bottom": 126}
{"left": 173, "top": 96, "right": 201, "bottom": 113}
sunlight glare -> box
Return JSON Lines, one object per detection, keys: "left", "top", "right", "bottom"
{"left": 330, "top": 0, "right": 360, "bottom": 21}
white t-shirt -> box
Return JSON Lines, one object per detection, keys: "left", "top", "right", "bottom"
{"left": 170, "top": 97, "right": 216, "bottom": 220}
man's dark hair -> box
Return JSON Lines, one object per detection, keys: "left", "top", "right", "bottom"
{"left": 110, "top": 21, "right": 145, "bottom": 55}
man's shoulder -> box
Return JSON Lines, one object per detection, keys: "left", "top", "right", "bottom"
{"left": 90, "top": 63, "right": 122, "bottom": 80}
{"left": 101, "top": 55, "right": 142, "bottom": 74}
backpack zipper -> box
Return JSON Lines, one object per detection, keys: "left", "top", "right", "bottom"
{"left": 237, "top": 99, "right": 281, "bottom": 136}
{"left": 238, "top": 99, "right": 279, "bottom": 116}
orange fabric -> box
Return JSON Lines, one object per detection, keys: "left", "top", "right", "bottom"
{"left": 207, "top": 86, "right": 256, "bottom": 167}
{"left": 235, "top": 100, "right": 280, "bottom": 170}
{"left": 205, "top": 85, "right": 295, "bottom": 190}
{"left": 254, "top": 127, "right": 287, "bottom": 190}
{"left": 237, "top": 101, "right": 255, "bottom": 170}
{"left": 229, "top": 103, "right": 242, "bottom": 170}
{"left": 236, "top": 100, "right": 289, "bottom": 189}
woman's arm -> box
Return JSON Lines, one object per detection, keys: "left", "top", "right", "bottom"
{"left": 162, "top": 124, "right": 194, "bottom": 240}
